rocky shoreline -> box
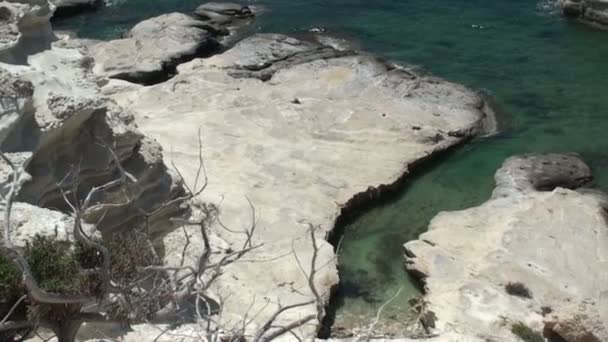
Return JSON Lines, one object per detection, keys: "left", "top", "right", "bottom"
{"left": 1, "top": 1, "right": 606, "bottom": 342}
{"left": 404, "top": 154, "right": 608, "bottom": 341}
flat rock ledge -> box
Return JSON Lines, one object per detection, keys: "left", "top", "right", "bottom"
{"left": 559, "top": 0, "right": 608, "bottom": 28}
{"left": 107, "top": 32, "right": 497, "bottom": 340}
{"left": 404, "top": 153, "right": 608, "bottom": 342}
{"left": 89, "top": 2, "right": 255, "bottom": 84}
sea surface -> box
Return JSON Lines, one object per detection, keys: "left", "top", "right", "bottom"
{"left": 53, "top": 0, "right": 608, "bottom": 335}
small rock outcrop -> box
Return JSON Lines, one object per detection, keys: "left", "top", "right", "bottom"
{"left": 89, "top": 2, "right": 255, "bottom": 84}
{"left": 404, "top": 154, "right": 608, "bottom": 342}
{"left": 559, "top": 0, "right": 608, "bottom": 28}
{"left": 194, "top": 2, "right": 254, "bottom": 39}
{"left": 108, "top": 33, "right": 497, "bottom": 339}
{"left": 0, "top": 0, "right": 55, "bottom": 64}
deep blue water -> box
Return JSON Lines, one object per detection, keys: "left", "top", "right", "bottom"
{"left": 53, "top": 0, "right": 608, "bottom": 333}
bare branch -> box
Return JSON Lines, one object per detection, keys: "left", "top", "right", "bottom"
{"left": 0, "top": 295, "right": 27, "bottom": 326}
{"left": 256, "top": 314, "right": 316, "bottom": 342}
{"left": 355, "top": 287, "right": 403, "bottom": 342}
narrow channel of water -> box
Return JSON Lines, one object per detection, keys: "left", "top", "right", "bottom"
{"left": 54, "top": 0, "right": 608, "bottom": 334}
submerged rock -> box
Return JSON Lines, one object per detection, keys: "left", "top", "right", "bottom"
{"left": 559, "top": 0, "right": 608, "bottom": 29}
{"left": 404, "top": 154, "right": 608, "bottom": 341}
{"left": 108, "top": 33, "right": 496, "bottom": 339}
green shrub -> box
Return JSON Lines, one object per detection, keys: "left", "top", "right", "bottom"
{"left": 24, "top": 235, "right": 86, "bottom": 295}
{"left": 74, "top": 239, "right": 105, "bottom": 269}
{"left": 0, "top": 253, "right": 22, "bottom": 301}
{"left": 512, "top": 322, "right": 544, "bottom": 342}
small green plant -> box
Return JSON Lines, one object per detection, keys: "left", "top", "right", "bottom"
{"left": 512, "top": 322, "right": 544, "bottom": 342}
{"left": 24, "top": 234, "right": 87, "bottom": 295}
{"left": 505, "top": 282, "right": 533, "bottom": 299}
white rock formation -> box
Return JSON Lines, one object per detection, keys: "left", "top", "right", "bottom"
{"left": 108, "top": 33, "right": 496, "bottom": 339}
{"left": 404, "top": 154, "right": 608, "bottom": 342}
{"left": 0, "top": 0, "right": 55, "bottom": 64}
{"left": 0, "top": 42, "right": 182, "bottom": 235}
{"left": 89, "top": 3, "right": 255, "bottom": 84}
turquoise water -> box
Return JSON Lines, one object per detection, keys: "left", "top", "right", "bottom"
{"left": 53, "top": 0, "right": 608, "bottom": 335}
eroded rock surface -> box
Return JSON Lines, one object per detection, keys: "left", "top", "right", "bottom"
{"left": 89, "top": 2, "right": 255, "bottom": 84}
{"left": 404, "top": 154, "right": 608, "bottom": 342}
{"left": 559, "top": 0, "right": 608, "bottom": 28}
{"left": 0, "top": 42, "right": 183, "bottom": 235}
{"left": 0, "top": 0, "right": 55, "bottom": 63}
{"left": 108, "top": 33, "right": 496, "bottom": 339}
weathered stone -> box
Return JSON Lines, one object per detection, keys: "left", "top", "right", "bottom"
{"left": 195, "top": 2, "right": 253, "bottom": 18}
{"left": 89, "top": 3, "right": 256, "bottom": 85}
{"left": 0, "top": 0, "right": 55, "bottom": 64}
{"left": 0, "top": 201, "right": 96, "bottom": 247}
{"left": 0, "top": 43, "right": 183, "bottom": 234}
{"left": 89, "top": 13, "right": 218, "bottom": 84}
{"left": 108, "top": 33, "right": 496, "bottom": 339}
{"left": 404, "top": 154, "right": 608, "bottom": 341}
{"left": 559, "top": 0, "right": 608, "bottom": 28}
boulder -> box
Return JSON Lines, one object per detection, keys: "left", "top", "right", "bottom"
{"left": 194, "top": 2, "right": 253, "bottom": 19}
{"left": 107, "top": 33, "right": 497, "bottom": 339}
{"left": 404, "top": 154, "right": 608, "bottom": 341}
{"left": 89, "top": 3, "right": 256, "bottom": 84}
{"left": 194, "top": 2, "right": 254, "bottom": 31}
{"left": 0, "top": 0, "right": 55, "bottom": 64}
{"left": 559, "top": 0, "right": 608, "bottom": 29}
{"left": 90, "top": 13, "right": 218, "bottom": 84}
{"left": 0, "top": 200, "right": 96, "bottom": 247}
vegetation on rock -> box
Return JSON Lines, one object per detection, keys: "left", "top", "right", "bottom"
{"left": 511, "top": 322, "right": 544, "bottom": 342}
{"left": 505, "top": 282, "right": 533, "bottom": 299}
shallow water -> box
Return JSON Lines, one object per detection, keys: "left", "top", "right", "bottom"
{"left": 54, "top": 0, "right": 608, "bottom": 335}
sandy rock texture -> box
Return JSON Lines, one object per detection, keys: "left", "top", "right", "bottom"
{"left": 108, "top": 33, "right": 496, "bottom": 339}
{"left": 559, "top": 0, "right": 608, "bottom": 28}
{"left": 0, "top": 0, "right": 55, "bottom": 63}
{"left": 89, "top": 3, "right": 254, "bottom": 85}
{"left": 404, "top": 154, "right": 608, "bottom": 342}
{"left": 0, "top": 43, "right": 183, "bottom": 236}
